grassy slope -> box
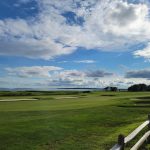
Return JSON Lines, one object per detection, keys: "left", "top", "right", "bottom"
{"left": 0, "top": 91, "right": 150, "bottom": 150}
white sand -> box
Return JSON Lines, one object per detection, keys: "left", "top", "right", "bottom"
{"left": 55, "top": 97, "right": 78, "bottom": 99}
{"left": 0, "top": 99, "right": 38, "bottom": 102}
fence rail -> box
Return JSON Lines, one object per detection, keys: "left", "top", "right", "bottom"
{"left": 110, "top": 114, "right": 150, "bottom": 150}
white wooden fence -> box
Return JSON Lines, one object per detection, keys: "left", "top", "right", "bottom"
{"left": 111, "top": 114, "right": 150, "bottom": 150}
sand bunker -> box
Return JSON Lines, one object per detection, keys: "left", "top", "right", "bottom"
{"left": 0, "top": 99, "right": 38, "bottom": 102}
{"left": 55, "top": 96, "right": 78, "bottom": 99}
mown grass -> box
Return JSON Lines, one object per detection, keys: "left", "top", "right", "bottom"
{"left": 0, "top": 91, "right": 150, "bottom": 150}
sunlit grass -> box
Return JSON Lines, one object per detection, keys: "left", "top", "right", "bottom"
{"left": 0, "top": 91, "right": 150, "bottom": 150}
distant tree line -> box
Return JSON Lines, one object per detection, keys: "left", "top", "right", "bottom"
{"left": 128, "top": 84, "right": 150, "bottom": 92}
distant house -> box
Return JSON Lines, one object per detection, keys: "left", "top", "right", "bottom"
{"left": 104, "top": 86, "right": 118, "bottom": 91}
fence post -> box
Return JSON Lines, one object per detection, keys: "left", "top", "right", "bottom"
{"left": 118, "top": 134, "right": 125, "bottom": 150}
{"left": 147, "top": 114, "right": 150, "bottom": 144}
{"left": 148, "top": 114, "right": 150, "bottom": 130}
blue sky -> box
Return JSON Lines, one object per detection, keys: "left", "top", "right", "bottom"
{"left": 0, "top": 0, "right": 150, "bottom": 89}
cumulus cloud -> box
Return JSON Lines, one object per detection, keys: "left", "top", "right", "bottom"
{"left": 134, "top": 43, "right": 150, "bottom": 59}
{"left": 5, "top": 66, "right": 113, "bottom": 79}
{"left": 5, "top": 66, "right": 63, "bottom": 78}
{"left": 61, "top": 70, "right": 85, "bottom": 77}
{"left": 56, "top": 69, "right": 114, "bottom": 78}
{"left": 0, "top": 0, "right": 150, "bottom": 59}
{"left": 3, "top": 66, "right": 116, "bottom": 87}
{"left": 125, "top": 69, "right": 150, "bottom": 78}
{"left": 86, "top": 70, "right": 114, "bottom": 77}
{"left": 48, "top": 69, "right": 114, "bottom": 87}
{"left": 3, "top": 66, "right": 150, "bottom": 88}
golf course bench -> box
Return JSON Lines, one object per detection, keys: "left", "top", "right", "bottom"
{"left": 111, "top": 114, "right": 150, "bottom": 150}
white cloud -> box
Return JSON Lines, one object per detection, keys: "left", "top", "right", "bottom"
{"left": 5, "top": 66, "right": 63, "bottom": 78}
{"left": 74, "top": 60, "right": 96, "bottom": 64}
{"left": 0, "top": 0, "right": 150, "bottom": 59}
{"left": 3, "top": 66, "right": 117, "bottom": 88}
{"left": 58, "top": 70, "right": 86, "bottom": 78}
{"left": 134, "top": 43, "right": 150, "bottom": 59}
{"left": 3, "top": 66, "right": 150, "bottom": 88}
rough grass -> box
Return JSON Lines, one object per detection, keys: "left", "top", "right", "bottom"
{"left": 0, "top": 91, "right": 150, "bottom": 150}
